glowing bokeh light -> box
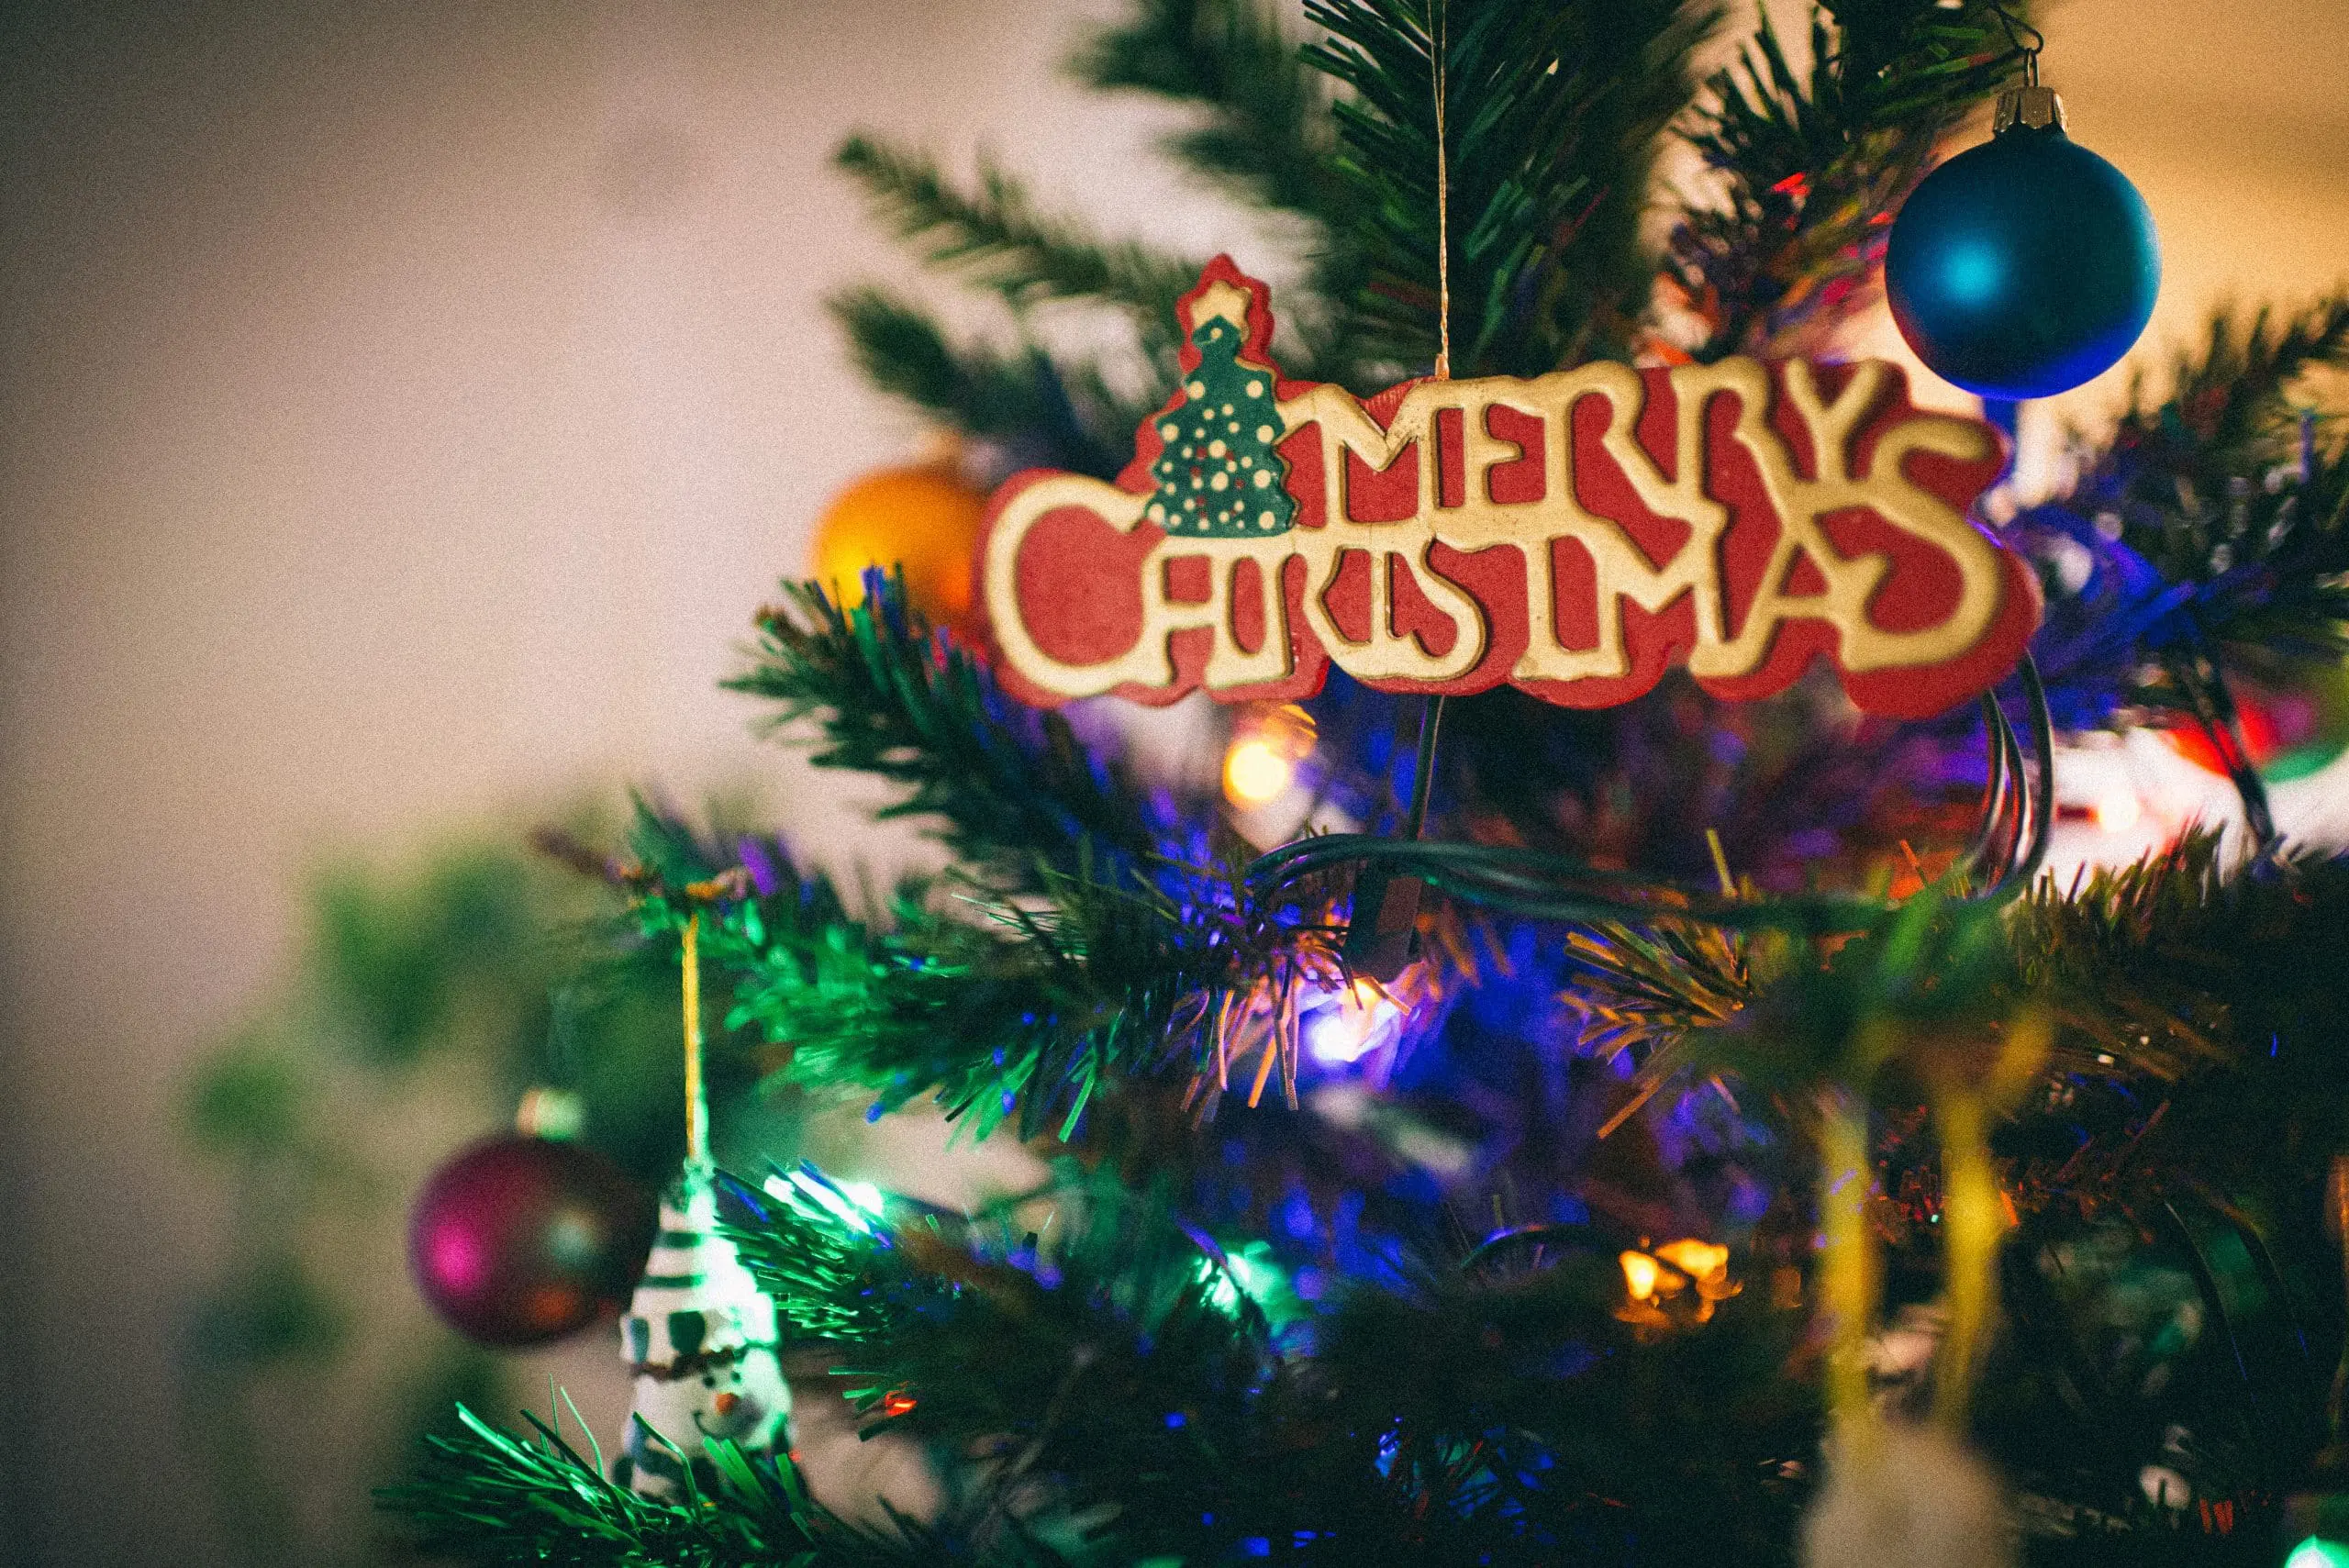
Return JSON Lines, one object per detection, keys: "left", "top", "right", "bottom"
{"left": 1223, "top": 738, "right": 1295, "bottom": 806}
{"left": 1304, "top": 978, "right": 1399, "bottom": 1064}
{"left": 2093, "top": 790, "right": 2143, "bottom": 833}
{"left": 1653, "top": 1238, "right": 1729, "bottom": 1284}
{"left": 764, "top": 1170, "right": 879, "bottom": 1234}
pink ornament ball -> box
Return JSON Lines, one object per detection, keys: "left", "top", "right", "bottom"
{"left": 407, "top": 1134, "right": 656, "bottom": 1348}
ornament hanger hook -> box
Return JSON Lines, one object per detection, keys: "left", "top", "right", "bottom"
{"left": 1990, "top": 2, "right": 2044, "bottom": 87}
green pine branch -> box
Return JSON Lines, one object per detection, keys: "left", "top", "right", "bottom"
{"left": 1312, "top": 1251, "right": 1815, "bottom": 1561}
{"left": 639, "top": 587, "right": 1357, "bottom": 1139}
{"left": 729, "top": 1162, "right": 1812, "bottom": 1562}
{"left": 2068, "top": 295, "right": 2349, "bottom": 721}
{"left": 726, "top": 578, "right": 1162, "bottom": 878}
{"left": 827, "top": 286, "right": 1134, "bottom": 477}
{"left": 387, "top": 1171, "right": 1279, "bottom": 1564}
{"left": 723, "top": 1161, "right": 1812, "bottom": 1563}
{"left": 723, "top": 1166, "right": 937, "bottom": 1345}
{"left": 2110, "top": 292, "right": 2349, "bottom": 481}
{"left": 1305, "top": 0, "right": 1715, "bottom": 377}
{"left": 725, "top": 1166, "right": 1278, "bottom": 1560}
{"left": 1071, "top": 0, "right": 1380, "bottom": 387}
{"left": 2108, "top": 294, "right": 2349, "bottom": 654}
{"left": 1072, "top": 0, "right": 1333, "bottom": 223}
{"left": 2011, "top": 833, "right": 2349, "bottom": 1129}
{"left": 836, "top": 134, "right": 1205, "bottom": 368}
{"left": 577, "top": 794, "right": 1152, "bottom": 1140}
{"left": 723, "top": 847, "right": 1264, "bottom": 1139}
{"left": 1566, "top": 830, "right": 2349, "bottom": 1204}
{"left": 1670, "top": 0, "right": 2026, "bottom": 359}
{"left": 395, "top": 819, "right": 2349, "bottom": 1562}
{"left": 382, "top": 1402, "right": 983, "bottom": 1567}
{"left": 551, "top": 800, "right": 1141, "bottom": 1140}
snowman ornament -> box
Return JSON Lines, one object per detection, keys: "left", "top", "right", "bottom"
{"left": 612, "top": 1163, "right": 791, "bottom": 1497}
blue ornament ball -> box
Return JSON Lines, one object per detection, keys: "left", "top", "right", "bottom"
{"left": 1887, "top": 122, "right": 2159, "bottom": 400}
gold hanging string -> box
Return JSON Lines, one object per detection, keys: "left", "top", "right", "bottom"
{"left": 1932, "top": 1088, "right": 1998, "bottom": 1426}
{"left": 1431, "top": 0, "right": 1452, "bottom": 382}
{"left": 1932, "top": 1006, "right": 2050, "bottom": 1430}
{"left": 1331, "top": 0, "right": 1455, "bottom": 998}
{"left": 1421, "top": 0, "right": 1453, "bottom": 815}
{"left": 682, "top": 912, "right": 708, "bottom": 1169}
{"left": 1818, "top": 1081, "right": 1882, "bottom": 1461}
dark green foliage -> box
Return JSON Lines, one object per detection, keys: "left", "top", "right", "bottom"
{"left": 1568, "top": 884, "right": 2029, "bottom": 1155}
{"left": 2104, "top": 294, "right": 2349, "bottom": 669}
{"left": 2010, "top": 293, "right": 2349, "bottom": 840}
{"left": 2111, "top": 294, "right": 2349, "bottom": 489}
{"left": 395, "top": 595, "right": 2349, "bottom": 1565}
{"left": 1971, "top": 839, "right": 2349, "bottom": 1536}
{"left": 831, "top": 0, "right": 2021, "bottom": 405}
{"left": 1313, "top": 1252, "right": 1816, "bottom": 1565}
{"left": 1307, "top": 0, "right": 1715, "bottom": 375}
{"left": 2010, "top": 832, "right": 2349, "bottom": 1194}
{"left": 618, "top": 600, "right": 1342, "bottom": 1139}
{"left": 1670, "top": 0, "right": 2029, "bottom": 358}
{"left": 1714, "top": 889, "right": 2021, "bottom": 1084}
{"left": 1558, "top": 835, "right": 2349, "bottom": 1546}
{"left": 402, "top": 1163, "right": 1819, "bottom": 1566}
{"left": 723, "top": 1168, "right": 930, "bottom": 1345}
{"left": 774, "top": 1171, "right": 1275, "bottom": 1557}
{"left": 594, "top": 708, "right": 1233, "bottom": 1140}
{"left": 1570, "top": 830, "right": 2349, "bottom": 1150}
{"left": 837, "top": 0, "right": 1718, "bottom": 410}
{"left": 723, "top": 857, "right": 1226, "bottom": 1140}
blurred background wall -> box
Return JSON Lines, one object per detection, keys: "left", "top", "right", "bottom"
{"left": 0, "top": 1, "right": 2342, "bottom": 1562}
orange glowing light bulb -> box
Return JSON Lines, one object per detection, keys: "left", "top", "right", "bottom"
{"left": 1222, "top": 738, "right": 1295, "bottom": 806}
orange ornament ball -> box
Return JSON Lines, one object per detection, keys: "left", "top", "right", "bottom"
{"left": 809, "top": 463, "right": 988, "bottom": 637}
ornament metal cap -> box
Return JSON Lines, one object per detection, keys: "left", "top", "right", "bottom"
{"left": 1993, "top": 83, "right": 2065, "bottom": 134}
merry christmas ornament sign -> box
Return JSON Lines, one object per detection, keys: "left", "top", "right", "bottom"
{"left": 980, "top": 260, "right": 2039, "bottom": 720}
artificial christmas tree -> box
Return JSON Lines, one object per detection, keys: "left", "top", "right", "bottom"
{"left": 383, "top": 2, "right": 2349, "bottom": 1564}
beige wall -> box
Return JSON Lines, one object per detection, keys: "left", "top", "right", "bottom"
{"left": 1, "top": 2, "right": 2343, "bottom": 1562}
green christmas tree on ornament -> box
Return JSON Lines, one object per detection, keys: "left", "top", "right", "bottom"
{"left": 1147, "top": 281, "right": 1293, "bottom": 539}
